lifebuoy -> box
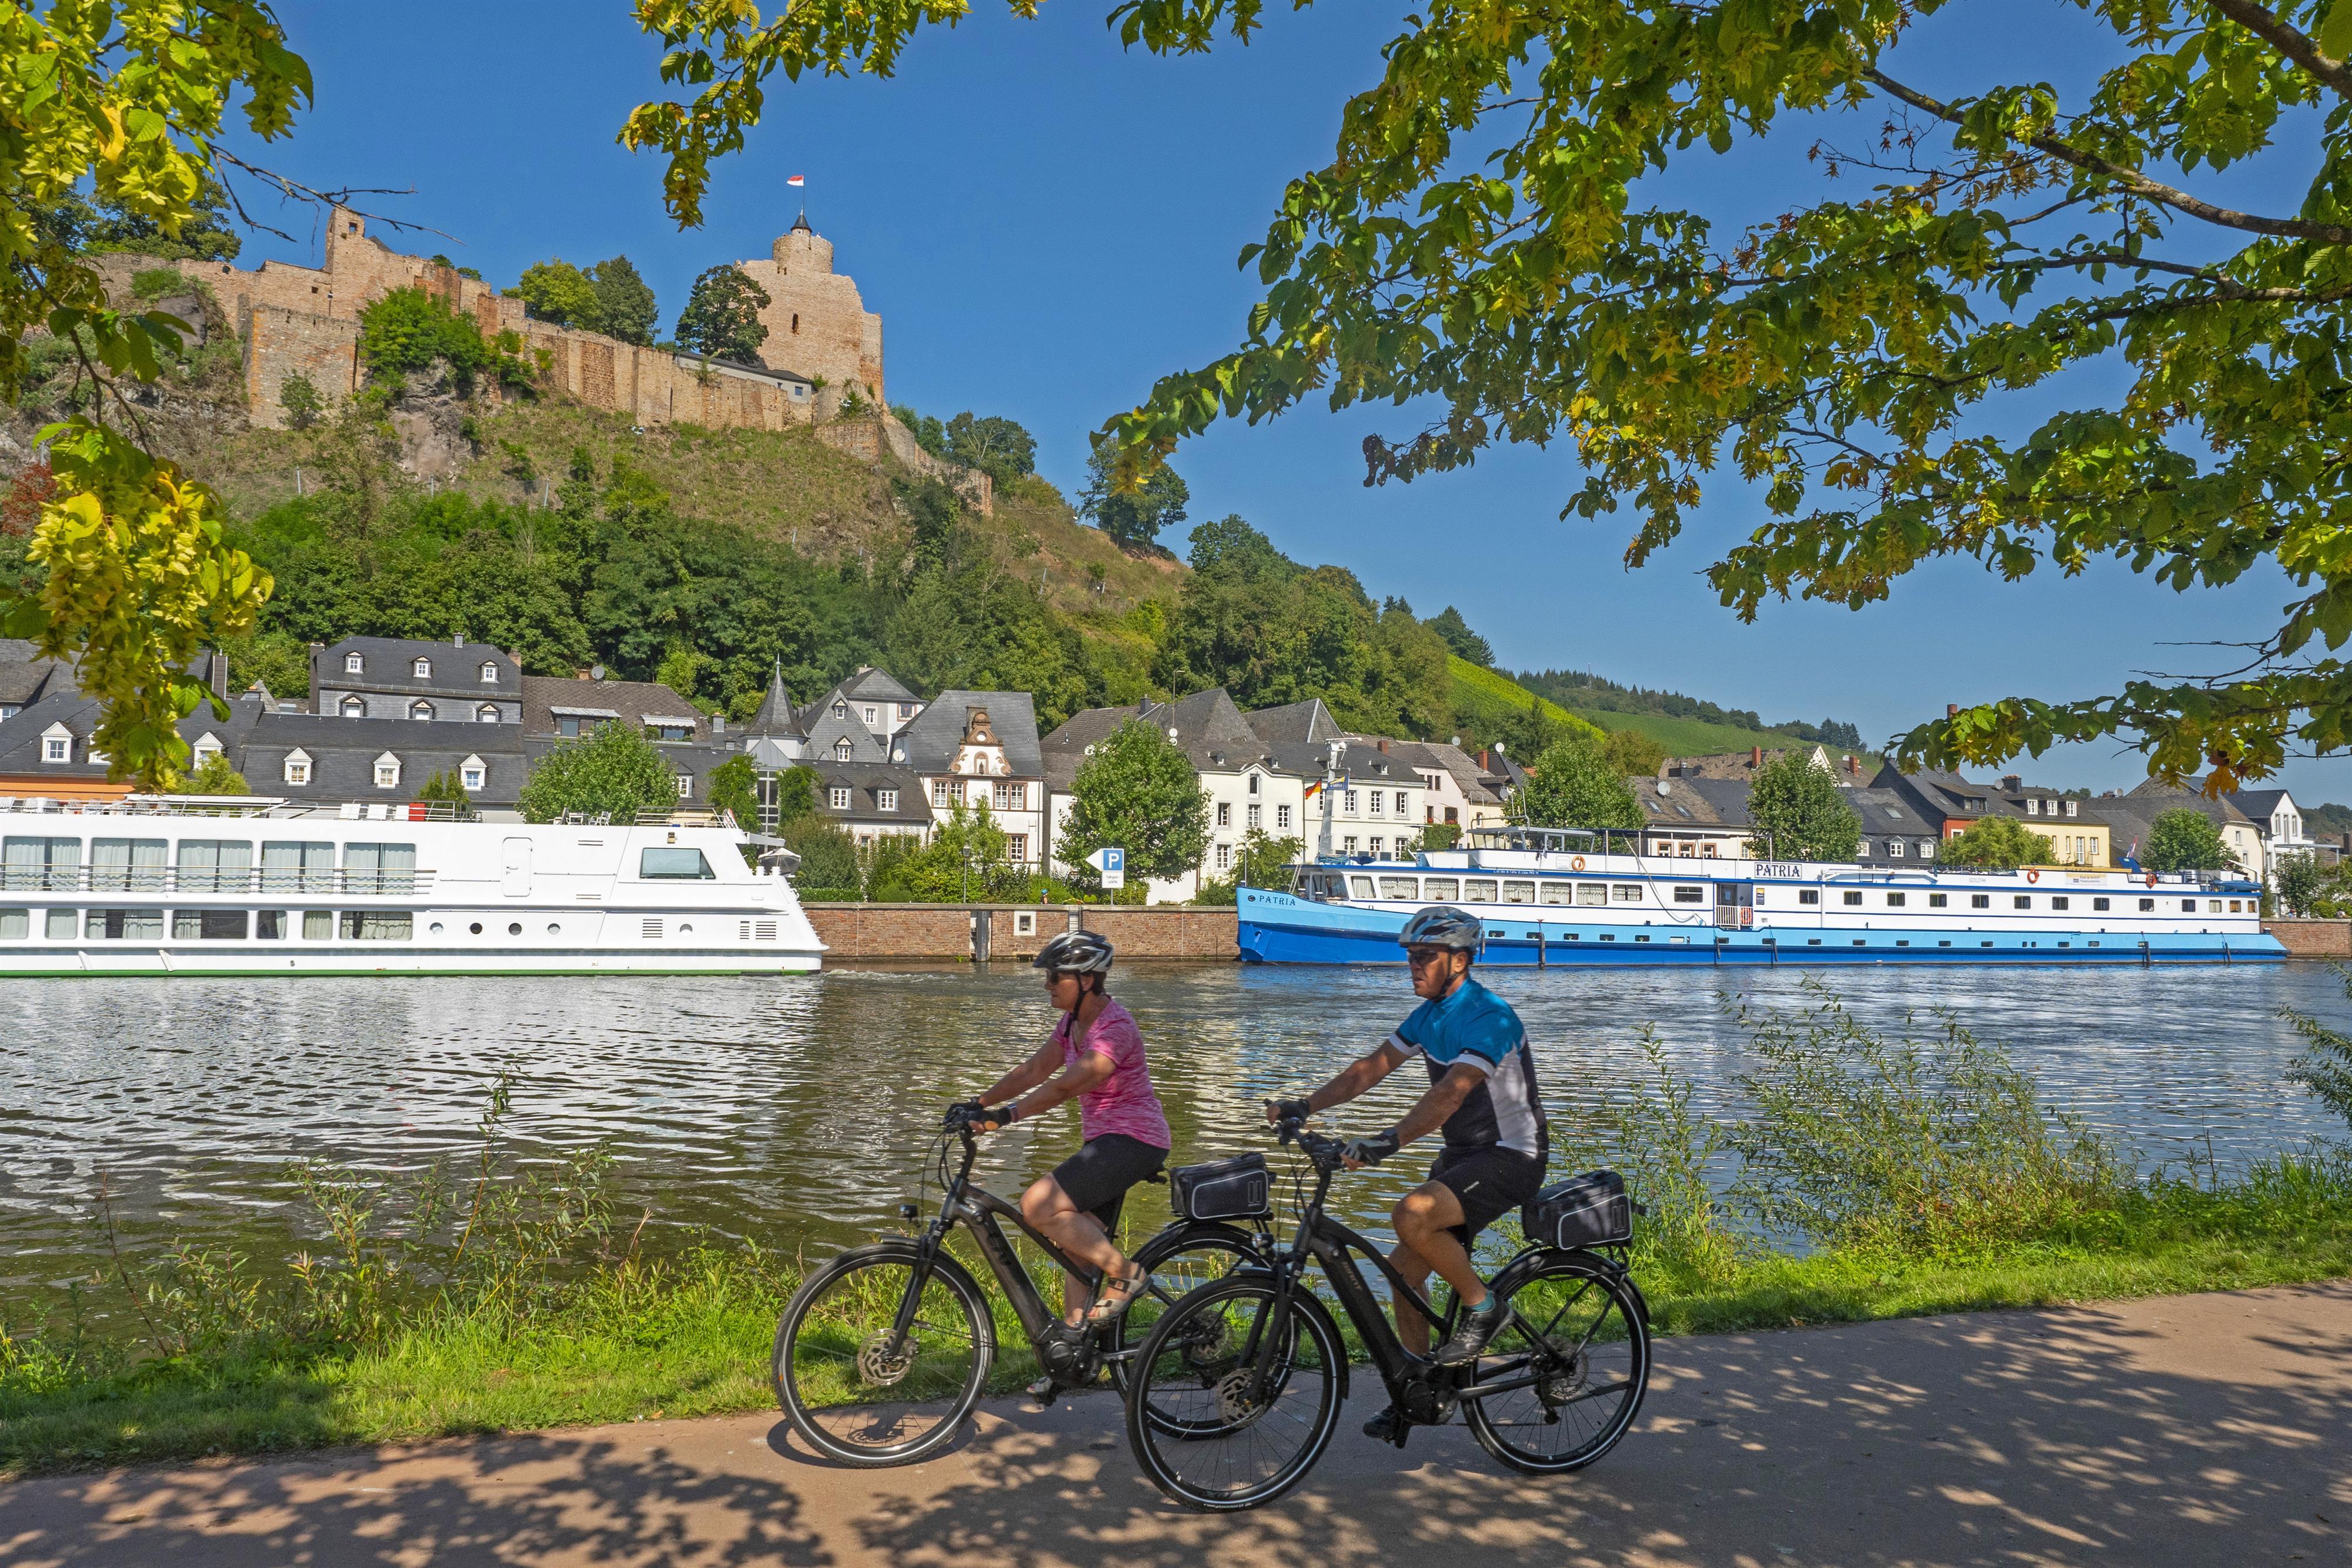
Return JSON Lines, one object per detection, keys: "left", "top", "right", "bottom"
{"left": 2146, "top": 871, "right": 2157, "bottom": 888}
{"left": 2026, "top": 869, "right": 2039, "bottom": 883}
{"left": 1571, "top": 855, "right": 1585, "bottom": 871}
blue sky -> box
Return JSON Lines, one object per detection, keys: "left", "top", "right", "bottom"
{"left": 213, "top": 1, "right": 2352, "bottom": 805}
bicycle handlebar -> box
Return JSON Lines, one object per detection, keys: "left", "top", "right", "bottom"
{"left": 1275, "top": 1116, "right": 1348, "bottom": 1174}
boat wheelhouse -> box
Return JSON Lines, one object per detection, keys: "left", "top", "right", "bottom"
{"left": 0, "top": 795, "right": 823, "bottom": 977}
{"left": 1239, "top": 827, "right": 2281, "bottom": 965}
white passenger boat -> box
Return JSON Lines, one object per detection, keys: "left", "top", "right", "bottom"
{"left": 1239, "top": 827, "right": 2283, "bottom": 966}
{"left": 0, "top": 796, "right": 823, "bottom": 977}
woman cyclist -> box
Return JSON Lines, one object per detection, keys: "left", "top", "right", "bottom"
{"left": 949, "top": 930, "right": 1171, "bottom": 1388}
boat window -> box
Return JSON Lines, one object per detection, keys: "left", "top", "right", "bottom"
{"left": 1502, "top": 881, "right": 1535, "bottom": 905}
{"left": 640, "top": 847, "right": 716, "bottom": 880}
{"left": 302, "top": 909, "right": 333, "bottom": 940}
{"left": 1576, "top": 884, "right": 1608, "bottom": 906}
{"left": 2181, "top": 899, "right": 2197, "bottom": 912}
{"left": 1612, "top": 884, "right": 1642, "bottom": 902}
{"left": 341, "top": 911, "right": 414, "bottom": 940}
{"left": 262, "top": 841, "right": 336, "bottom": 892}
{"left": 1349, "top": 876, "right": 1376, "bottom": 898}
{"left": 1540, "top": 882, "right": 1571, "bottom": 905}
{"left": 1421, "top": 877, "right": 1459, "bottom": 900}
{"left": 2051, "top": 895, "right": 2070, "bottom": 911}
{"left": 0, "top": 910, "right": 24, "bottom": 939}
{"left": 344, "top": 842, "right": 417, "bottom": 893}
{"left": 1927, "top": 893, "right": 1947, "bottom": 908}
{"left": 2093, "top": 897, "right": 2111, "bottom": 911}
{"left": 46, "top": 910, "right": 74, "bottom": 938}
{"left": 2, "top": 836, "right": 80, "bottom": 891}
{"left": 1378, "top": 877, "right": 1419, "bottom": 899}
{"left": 256, "top": 910, "right": 288, "bottom": 939}
{"left": 177, "top": 840, "right": 253, "bottom": 892}
{"left": 1672, "top": 885, "right": 1705, "bottom": 904}
{"left": 90, "top": 838, "right": 166, "bottom": 891}
{"left": 2140, "top": 898, "right": 2156, "bottom": 912}
{"left": 1971, "top": 894, "right": 1991, "bottom": 908}
{"left": 172, "top": 910, "right": 249, "bottom": 940}
{"left": 1462, "top": 878, "right": 1498, "bottom": 902}
{"left": 1886, "top": 892, "right": 1906, "bottom": 907}
{"left": 1842, "top": 892, "right": 1863, "bottom": 906}
{"left": 2014, "top": 895, "right": 2032, "bottom": 909}
{"left": 2207, "top": 899, "right": 2222, "bottom": 913}
{"left": 2228, "top": 899, "right": 2243, "bottom": 912}
{"left": 85, "top": 909, "right": 163, "bottom": 939}
{"left": 1798, "top": 890, "right": 1820, "bottom": 905}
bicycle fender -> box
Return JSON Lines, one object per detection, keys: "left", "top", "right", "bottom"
{"left": 1489, "top": 1247, "right": 1654, "bottom": 1326}
{"left": 1135, "top": 1221, "right": 1266, "bottom": 1268}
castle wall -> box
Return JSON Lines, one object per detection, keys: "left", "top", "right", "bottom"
{"left": 242, "top": 304, "right": 361, "bottom": 429}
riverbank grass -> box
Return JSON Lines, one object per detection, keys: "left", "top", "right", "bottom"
{"left": 10, "top": 982, "right": 2352, "bottom": 1476}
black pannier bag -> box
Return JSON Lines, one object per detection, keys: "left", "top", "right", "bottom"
{"left": 1170, "top": 1152, "right": 1273, "bottom": 1222}
{"left": 1522, "top": 1170, "right": 1633, "bottom": 1250}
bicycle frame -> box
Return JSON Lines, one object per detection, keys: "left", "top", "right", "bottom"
{"left": 890, "top": 1128, "right": 1098, "bottom": 1350}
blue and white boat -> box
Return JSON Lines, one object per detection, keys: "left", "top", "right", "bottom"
{"left": 1237, "top": 827, "right": 2281, "bottom": 965}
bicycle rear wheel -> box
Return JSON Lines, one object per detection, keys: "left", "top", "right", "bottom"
{"left": 1123, "top": 1273, "right": 1344, "bottom": 1512}
{"left": 774, "top": 1241, "right": 993, "bottom": 1467}
{"left": 1462, "top": 1251, "right": 1649, "bottom": 1473}
{"left": 1107, "top": 1226, "right": 1264, "bottom": 1431}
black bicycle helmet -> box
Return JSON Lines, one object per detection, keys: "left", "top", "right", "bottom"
{"left": 1032, "top": 928, "right": 1114, "bottom": 975}
{"left": 1398, "top": 905, "right": 1484, "bottom": 952}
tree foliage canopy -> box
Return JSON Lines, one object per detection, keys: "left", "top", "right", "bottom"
{"left": 674, "top": 264, "right": 769, "bottom": 362}
{"left": 517, "top": 719, "right": 678, "bottom": 824}
{"left": 1080, "top": 432, "right": 1189, "bottom": 550}
{"left": 1939, "top": 815, "right": 2047, "bottom": 870}
{"left": 2145, "top": 806, "right": 2236, "bottom": 871}
{"left": 1516, "top": 736, "right": 1642, "bottom": 832}
{"left": 1745, "top": 753, "right": 1862, "bottom": 862}
{"left": 1061, "top": 720, "right": 1212, "bottom": 886}
{"left": 629, "top": 0, "right": 2352, "bottom": 790}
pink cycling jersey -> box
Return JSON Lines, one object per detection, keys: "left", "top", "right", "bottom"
{"left": 1054, "top": 998, "right": 1171, "bottom": 1149}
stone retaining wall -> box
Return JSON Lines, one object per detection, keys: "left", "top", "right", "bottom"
{"left": 805, "top": 904, "right": 1237, "bottom": 962}
{"left": 2264, "top": 920, "right": 2352, "bottom": 957}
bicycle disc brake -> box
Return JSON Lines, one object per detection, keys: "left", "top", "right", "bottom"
{"left": 856, "top": 1333, "right": 916, "bottom": 1387}
{"left": 1212, "top": 1368, "right": 1271, "bottom": 1425}
{"left": 1534, "top": 1339, "right": 1586, "bottom": 1414}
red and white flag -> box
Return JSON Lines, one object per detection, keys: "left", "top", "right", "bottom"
{"left": 786, "top": 175, "right": 805, "bottom": 187}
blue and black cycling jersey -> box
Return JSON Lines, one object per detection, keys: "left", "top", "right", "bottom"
{"left": 1385, "top": 977, "right": 1548, "bottom": 1159}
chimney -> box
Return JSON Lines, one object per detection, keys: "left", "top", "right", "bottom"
{"left": 1750, "top": 746, "right": 1763, "bottom": 768}
{"left": 2001, "top": 774, "right": 2023, "bottom": 793}
{"left": 1479, "top": 749, "right": 1491, "bottom": 770}
{"left": 1947, "top": 703, "right": 1959, "bottom": 718}
{"left": 453, "top": 634, "right": 465, "bottom": 648}
{"left": 576, "top": 668, "right": 592, "bottom": 681}
{"left": 1377, "top": 737, "right": 1389, "bottom": 753}
{"left": 713, "top": 714, "right": 725, "bottom": 735}
{"left": 1846, "top": 754, "right": 1860, "bottom": 777}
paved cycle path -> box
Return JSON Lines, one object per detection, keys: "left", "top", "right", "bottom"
{"left": 6, "top": 1280, "right": 2349, "bottom": 1567}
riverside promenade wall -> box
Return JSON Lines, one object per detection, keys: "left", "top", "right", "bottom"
{"left": 2264, "top": 918, "right": 2352, "bottom": 957}
{"left": 805, "top": 903, "right": 1237, "bottom": 962}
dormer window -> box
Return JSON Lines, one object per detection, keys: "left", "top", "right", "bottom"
{"left": 833, "top": 700, "right": 848, "bottom": 720}
{"left": 41, "top": 725, "right": 71, "bottom": 764}
{"left": 479, "top": 661, "right": 498, "bottom": 684}
{"left": 340, "top": 695, "right": 365, "bottom": 718}
{"left": 191, "top": 734, "right": 223, "bottom": 767}
{"left": 412, "top": 657, "right": 432, "bottom": 678}
{"left": 834, "top": 738, "right": 853, "bottom": 761}
{"left": 461, "top": 756, "right": 486, "bottom": 791}
{"left": 345, "top": 652, "right": 363, "bottom": 674}
{"left": 284, "top": 749, "right": 312, "bottom": 785}
{"left": 373, "top": 753, "right": 400, "bottom": 788}
{"left": 410, "top": 700, "right": 434, "bottom": 721}
{"left": 477, "top": 703, "right": 500, "bottom": 723}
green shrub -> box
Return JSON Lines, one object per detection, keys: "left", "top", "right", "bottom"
{"left": 796, "top": 886, "right": 861, "bottom": 902}
{"left": 130, "top": 266, "right": 185, "bottom": 301}
{"left": 358, "top": 287, "right": 530, "bottom": 396}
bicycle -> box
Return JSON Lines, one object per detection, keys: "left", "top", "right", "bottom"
{"left": 771, "top": 1115, "right": 1271, "bottom": 1466}
{"left": 1121, "top": 1118, "right": 1653, "bottom": 1511}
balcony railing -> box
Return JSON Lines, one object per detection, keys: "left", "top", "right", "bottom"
{"left": 0, "top": 868, "right": 436, "bottom": 897}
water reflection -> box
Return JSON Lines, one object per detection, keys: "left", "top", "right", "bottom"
{"left": 2, "top": 961, "right": 2347, "bottom": 1298}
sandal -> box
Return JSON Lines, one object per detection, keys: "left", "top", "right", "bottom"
{"left": 1084, "top": 1266, "right": 1151, "bottom": 1326}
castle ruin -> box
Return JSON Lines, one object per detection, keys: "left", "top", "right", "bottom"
{"left": 171, "top": 208, "right": 978, "bottom": 506}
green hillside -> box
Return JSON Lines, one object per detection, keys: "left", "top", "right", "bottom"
{"left": 1450, "top": 656, "right": 1856, "bottom": 760}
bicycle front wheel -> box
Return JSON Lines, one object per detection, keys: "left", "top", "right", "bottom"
{"left": 773, "top": 1241, "right": 994, "bottom": 1467}
{"left": 1123, "top": 1273, "right": 1344, "bottom": 1512}
{"left": 1462, "top": 1251, "right": 1650, "bottom": 1473}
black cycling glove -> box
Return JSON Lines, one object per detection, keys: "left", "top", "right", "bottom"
{"left": 944, "top": 1099, "right": 987, "bottom": 1130}
{"left": 1342, "top": 1128, "right": 1402, "bottom": 1166}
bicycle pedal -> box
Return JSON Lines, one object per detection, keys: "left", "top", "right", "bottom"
{"left": 1027, "top": 1379, "right": 1062, "bottom": 1409}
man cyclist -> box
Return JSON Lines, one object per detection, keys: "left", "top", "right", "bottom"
{"left": 948, "top": 930, "right": 1171, "bottom": 1396}
{"left": 1265, "top": 905, "right": 1546, "bottom": 1442}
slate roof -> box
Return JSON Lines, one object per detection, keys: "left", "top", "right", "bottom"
{"left": 838, "top": 667, "right": 918, "bottom": 706}
{"left": 2227, "top": 787, "right": 2294, "bottom": 827}
{"left": 1382, "top": 738, "right": 1504, "bottom": 808}
{"left": 1632, "top": 776, "right": 1742, "bottom": 831}
{"left": 0, "top": 652, "right": 77, "bottom": 711}
{"left": 520, "top": 676, "right": 706, "bottom": 740}
{"left": 810, "top": 762, "right": 933, "bottom": 829}
{"left": 1244, "top": 699, "right": 1345, "bottom": 747}
{"left": 0, "top": 691, "right": 266, "bottom": 780}
{"left": 315, "top": 637, "right": 522, "bottom": 701}
{"left": 897, "top": 690, "right": 1042, "bottom": 777}
{"left": 1043, "top": 689, "right": 1288, "bottom": 794}
{"left": 240, "top": 711, "right": 537, "bottom": 807}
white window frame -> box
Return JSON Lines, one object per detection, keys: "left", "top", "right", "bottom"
{"left": 477, "top": 704, "right": 500, "bottom": 723}
{"left": 1277, "top": 804, "right": 1292, "bottom": 830}
{"left": 878, "top": 788, "right": 898, "bottom": 811}
{"left": 479, "top": 661, "right": 499, "bottom": 684}
{"left": 340, "top": 695, "right": 365, "bottom": 718}
{"left": 863, "top": 704, "right": 877, "bottom": 725}
{"left": 41, "top": 725, "right": 71, "bottom": 764}
{"left": 460, "top": 756, "right": 486, "bottom": 791}
{"left": 932, "top": 779, "right": 953, "bottom": 807}
{"left": 410, "top": 699, "right": 434, "bottom": 720}
{"left": 834, "top": 738, "right": 853, "bottom": 761}
{"left": 676, "top": 774, "right": 694, "bottom": 800}
{"left": 828, "top": 785, "right": 851, "bottom": 810}
{"left": 373, "top": 752, "right": 400, "bottom": 788}
{"left": 412, "top": 657, "right": 432, "bottom": 678}
{"left": 284, "top": 750, "right": 312, "bottom": 786}
{"left": 345, "top": 652, "right": 363, "bottom": 674}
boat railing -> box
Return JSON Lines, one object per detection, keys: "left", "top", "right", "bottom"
{"left": 6, "top": 796, "right": 482, "bottom": 822}
{"left": 0, "top": 868, "right": 439, "bottom": 897}
{"left": 552, "top": 809, "right": 741, "bottom": 830}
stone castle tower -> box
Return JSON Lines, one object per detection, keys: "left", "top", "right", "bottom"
{"left": 736, "top": 216, "right": 884, "bottom": 409}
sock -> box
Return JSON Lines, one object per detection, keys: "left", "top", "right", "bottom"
{"left": 1465, "top": 1293, "right": 1501, "bottom": 1317}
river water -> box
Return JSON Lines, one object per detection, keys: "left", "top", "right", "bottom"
{"left": 4, "top": 961, "right": 2350, "bottom": 1302}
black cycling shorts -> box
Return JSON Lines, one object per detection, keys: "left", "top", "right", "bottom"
{"left": 1050, "top": 1132, "right": 1168, "bottom": 1235}
{"left": 1428, "top": 1144, "right": 1545, "bottom": 1248}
